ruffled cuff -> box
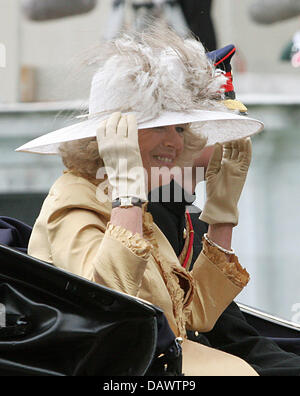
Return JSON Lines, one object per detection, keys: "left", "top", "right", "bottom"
{"left": 106, "top": 222, "right": 152, "bottom": 260}
{"left": 202, "top": 238, "right": 249, "bottom": 288}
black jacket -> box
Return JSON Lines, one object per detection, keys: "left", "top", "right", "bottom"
{"left": 148, "top": 181, "right": 300, "bottom": 376}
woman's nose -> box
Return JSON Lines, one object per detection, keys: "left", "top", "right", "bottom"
{"left": 163, "top": 126, "right": 183, "bottom": 150}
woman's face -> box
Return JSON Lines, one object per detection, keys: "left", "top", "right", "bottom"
{"left": 138, "top": 124, "right": 186, "bottom": 191}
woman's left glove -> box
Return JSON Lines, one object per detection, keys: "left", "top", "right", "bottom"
{"left": 199, "top": 138, "right": 252, "bottom": 226}
{"left": 96, "top": 112, "right": 148, "bottom": 202}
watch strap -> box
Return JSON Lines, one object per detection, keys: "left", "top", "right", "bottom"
{"left": 112, "top": 197, "right": 145, "bottom": 208}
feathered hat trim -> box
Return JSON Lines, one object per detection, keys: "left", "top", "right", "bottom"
{"left": 16, "top": 23, "right": 263, "bottom": 154}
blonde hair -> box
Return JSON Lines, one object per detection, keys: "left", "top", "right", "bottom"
{"left": 177, "top": 124, "right": 207, "bottom": 167}
{"left": 59, "top": 138, "right": 104, "bottom": 181}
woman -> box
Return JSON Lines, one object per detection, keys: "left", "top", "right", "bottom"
{"left": 19, "top": 25, "right": 263, "bottom": 375}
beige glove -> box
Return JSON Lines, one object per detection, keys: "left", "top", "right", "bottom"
{"left": 199, "top": 138, "right": 252, "bottom": 226}
{"left": 96, "top": 112, "right": 147, "bottom": 202}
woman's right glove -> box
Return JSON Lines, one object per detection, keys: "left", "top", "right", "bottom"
{"left": 199, "top": 138, "right": 252, "bottom": 226}
{"left": 96, "top": 112, "right": 148, "bottom": 202}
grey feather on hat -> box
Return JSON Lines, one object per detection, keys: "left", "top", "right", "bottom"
{"left": 88, "top": 22, "right": 227, "bottom": 123}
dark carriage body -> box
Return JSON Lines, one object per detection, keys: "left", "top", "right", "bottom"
{"left": 0, "top": 242, "right": 183, "bottom": 376}
{"left": 0, "top": 215, "right": 299, "bottom": 376}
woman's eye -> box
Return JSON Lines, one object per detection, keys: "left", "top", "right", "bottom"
{"left": 154, "top": 126, "right": 185, "bottom": 133}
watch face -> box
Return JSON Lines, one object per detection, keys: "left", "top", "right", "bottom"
{"left": 120, "top": 197, "right": 133, "bottom": 207}
{"left": 112, "top": 197, "right": 143, "bottom": 208}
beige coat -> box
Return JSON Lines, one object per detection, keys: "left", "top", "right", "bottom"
{"left": 28, "top": 171, "right": 249, "bottom": 338}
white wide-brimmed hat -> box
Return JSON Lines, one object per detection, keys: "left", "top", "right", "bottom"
{"left": 16, "top": 25, "right": 264, "bottom": 155}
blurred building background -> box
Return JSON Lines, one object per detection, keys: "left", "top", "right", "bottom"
{"left": 1, "top": 0, "right": 300, "bottom": 103}
{"left": 0, "top": 0, "right": 300, "bottom": 323}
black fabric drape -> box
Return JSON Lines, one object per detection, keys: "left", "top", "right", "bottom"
{"left": 0, "top": 217, "right": 32, "bottom": 253}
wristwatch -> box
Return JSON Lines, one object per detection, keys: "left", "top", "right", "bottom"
{"left": 112, "top": 197, "right": 145, "bottom": 209}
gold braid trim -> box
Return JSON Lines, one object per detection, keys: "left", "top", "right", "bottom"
{"left": 142, "top": 206, "right": 194, "bottom": 338}
{"left": 178, "top": 213, "right": 193, "bottom": 271}
{"left": 202, "top": 238, "right": 250, "bottom": 288}
{"left": 106, "top": 221, "right": 152, "bottom": 260}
